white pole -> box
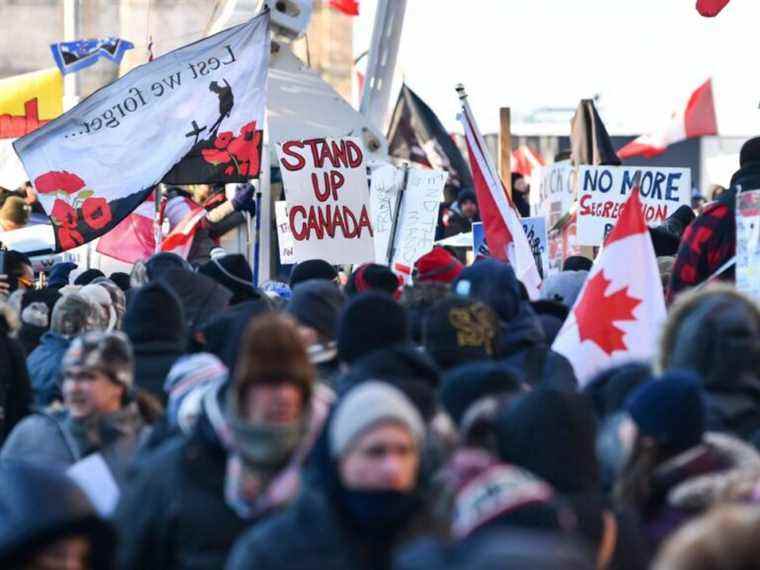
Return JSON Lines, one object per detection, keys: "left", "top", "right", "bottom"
{"left": 63, "top": 0, "right": 80, "bottom": 111}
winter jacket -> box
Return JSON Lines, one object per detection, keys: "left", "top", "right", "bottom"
{"left": 226, "top": 484, "right": 433, "bottom": 570}
{"left": 114, "top": 388, "right": 248, "bottom": 570}
{"left": 0, "top": 404, "right": 150, "bottom": 486}
{"left": 26, "top": 331, "right": 70, "bottom": 407}
{"left": 0, "top": 304, "right": 30, "bottom": 442}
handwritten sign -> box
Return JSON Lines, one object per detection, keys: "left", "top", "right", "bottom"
{"left": 390, "top": 168, "right": 446, "bottom": 281}
{"left": 736, "top": 189, "right": 760, "bottom": 301}
{"left": 274, "top": 201, "right": 296, "bottom": 265}
{"left": 369, "top": 164, "right": 405, "bottom": 264}
{"left": 522, "top": 216, "right": 548, "bottom": 277}
{"left": 532, "top": 161, "right": 575, "bottom": 227}
{"left": 277, "top": 137, "right": 374, "bottom": 265}
{"left": 577, "top": 165, "right": 691, "bottom": 245}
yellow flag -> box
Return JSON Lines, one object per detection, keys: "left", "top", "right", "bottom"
{"left": 0, "top": 68, "right": 63, "bottom": 139}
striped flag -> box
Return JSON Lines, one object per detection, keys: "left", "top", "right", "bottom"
{"left": 96, "top": 191, "right": 157, "bottom": 263}
{"left": 159, "top": 197, "right": 207, "bottom": 259}
{"left": 457, "top": 86, "right": 542, "bottom": 299}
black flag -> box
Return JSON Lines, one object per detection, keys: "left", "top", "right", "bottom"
{"left": 387, "top": 84, "right": 472, "bottom": 202}
{"left": 570, "top": 99, "right": 621, "bottom": 166}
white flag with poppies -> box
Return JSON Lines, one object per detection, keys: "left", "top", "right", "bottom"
{"left": 552, "top": 188, "right": 667, "bottom": 387}
{"left": 13, "top": 11, "right": 269, "bottom": 252}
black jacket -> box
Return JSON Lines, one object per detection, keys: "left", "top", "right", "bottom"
{"left": 0, "top": 310, "right": 30, "bottom": 442}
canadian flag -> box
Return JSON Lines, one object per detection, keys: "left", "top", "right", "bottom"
{"left": 96, "top": 192, "right": 157, "bottom": 264}
{"left": 511, "top": 145, "right": 544, "bottom": 177}
{"left": 458, "top": 89, "right": 542, "bottom": 299}
{"left": 552, "top": 188, "right": 666, "bottom": 387}
{"left": 159, "top": 197, "right": 207, "bottom": 259}
{"left": 697, "top": 0, "right": 731, "bottom": 17}
{"left": 618, "top": 79, "right": 718, "bottom": 160}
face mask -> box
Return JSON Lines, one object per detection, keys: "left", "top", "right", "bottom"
{"left": 336, "top": 488, "right": 421, "bottom": 535}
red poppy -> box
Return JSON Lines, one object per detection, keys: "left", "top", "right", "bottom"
{"left": 202, "top": 148, "right": 231, "bottom": 165}
{"left": 213, "top": 131, "right": 234, "bottom": 150}
{"left": 240, "top": 121, "right": 257, "bottom": 136}
{"left": 51, "top": 199, "right": 78, "bottom": 228}
{"left": 35, "top": 171, "right": 86, "bottom": 195}
{"left": 81, "top": 197, "right": 113, "bottom": 230}
{"left": 57, "top": 225, "right": 85, "bottom": 251}
{"left": 227, "top": 136, "right": 254, "bottom": 162}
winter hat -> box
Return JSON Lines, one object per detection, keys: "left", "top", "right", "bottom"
{"left": 20, "top": 287, "right": 61, "bottom": 326}
{"left": 497, "top": 389, "right": 600, "bottom": 494}
{"left": 740, "top": 136, "right": 760, "bottom": 168}
{"left": 261, "top": 280, "right": 292, "bottom": 304}
{"left": 422, "top": 296, "right": 500, "bottom": 371}
{"left": 73, "top": 268, "right": 105, "bottom": 286}
{"left": 123, "top": 281, "right": 186, "bottom": 346}
{"left": 159, "top": 268, "right": 232, "bottom": 332}
{"left": 145, "top": 252, "right": 190, "bottom": 281}
{"left": 625, "top": 371, "right": 705, "bottom": 453}
{"left": 583, "top": 362, "right": 652, "bottom": 420}
{"left": 62, "top": 330, "right": 134, "bottom": 389}
{"left": 562, "top": 256, "right": 593, "bottom": 272}
{"left": 79, "top": 283, "right": 116, "bottom": 330}
{"left": 287, "top": 279, "right": 346, "bottom": 340}
{"left": 109, "top": 272, "right": 131, "bottom": 292}
{"left": 329, "top": 381, "right": 424, "bottom": 458}
{"left": 452, "top": 259, "right": 521, "bottom": 323}
{"left": 414, "top": 247, "right": 464, "bottom": 284}
{"left": 198, "top": 253, "right": 260, "bottom": 305}
{"left": 20, "top": 302, "right": 49, "bottom": 328}
{"left": 440, "top": 362, "right": 523, "bottom": 427}
{"left": 50, "top": 293, "right": 97, "bottom": 338}
{"left": 92, "top": 278, "right": 126, "bottom": 329}
{"left": 289, "top": 259, "right": 338, "bottom": 288}
{"left": 540, "top": 270, "right": 588, "bottom": 308}
{"left": 451, "top": 462, "right": 561, "bottom": 540}
{"left": 47, "top": 262, "right": 78, "bottom": 289}
{"left": 164, "top": 352, "right": 228, "bottom": 428}
{"left": 345, "top": 262, "right": 402, "bottom": 300}
{"left": 337, "top": 292, "right": 410, "bottom": 364}
{"left": 0, "top": 196, "right": 29, "bottom": 228}
{"left": 0, "top": 462, "right": 116, "bottom": 568}
{"left": 199, "top": 300, "right": 271, "bottom": 372}
{"left": 402, "top": 280, "right": 451, "bottom": 343}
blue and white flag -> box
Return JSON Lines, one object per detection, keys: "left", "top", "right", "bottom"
{"left": 16, "top": 11, "right": 269, "bottom": 252}
{"left": 51, "top": 38, "right": 135, "bottom": 75}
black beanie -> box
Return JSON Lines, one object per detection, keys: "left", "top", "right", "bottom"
{"left": 289, "top": 259, "right": 337, "bottom": 288}
{"left": 345, "top": 263, "right": 401, "bottom": 300}
{"left": 287, "top": 279, "right": 345, "bottom": 340}
{"left": 74, "top": 268, "right": 105, "bottom": 286}
{"left": 198, "top": 254, "right": 259, "bottom": 305}
{"left": 740, "top": 136, "right": 760, "bottom": 168}
{"left": 337, "top": 292, "right": 409, "bottom": 365}
{"left": 422, "top": 296, "right": 501, "bottom": 371}
{"left": 145, "top": 252, "right": 190, "bottom": 281}
{"left": 497, "top": 389, "right": 599, "bottom": 494}
{"left": 440, "top": 362, "right": 522, "bottom": 426}
{"left": 583, "top": 362, "right": 652, "bottom": 420}
{"left": 109, "top": 272, "right": 131, "bottom": 292}
{"left": 124, "top": 281, "right": 186, "bottom": 346}
{"left": 562, "top": 256, "right": 593, "bottom": 272}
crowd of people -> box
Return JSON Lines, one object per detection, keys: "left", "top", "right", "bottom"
{"left": 0, "top": 139, "right": 758, "bottom": 570}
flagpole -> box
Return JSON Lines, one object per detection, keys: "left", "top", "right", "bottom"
{"left": 63, "top": 0, "right": 80, "bottom": 111}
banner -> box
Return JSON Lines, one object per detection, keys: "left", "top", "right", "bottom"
{"left": 277, "top": 136, "right": 374, "bottom": 265}
{"left": 274, "top": 200, "right": 297, "bottom": 265}
{"left": 736, "top": 189, "right": 760, "bottom": 301}
{"left": 14, "top": 13, "right": 269, "bottom": 252}
{"left": 532, "top": 160, "right": 575, "bottom": 227}
{"left": 369, "top": 164, "right": 405, "bottom": 263}
{"left": 390, "top": 168, "right": 446, "bottom": 281}
{"left": 51, "top": 38, "right": 134, "bottom": 75}
{"left": 577, "top": 165, "right": 690, "bottom": 245}
{"left": 522, "top": 216, "right": 548, "bottom": 278}
{"left": 0, "top": 68, "right": 62, "bottom": 139}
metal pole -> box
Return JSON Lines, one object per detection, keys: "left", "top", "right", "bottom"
{"left": 63, "top": 0, "right": 80, "bottom": 111}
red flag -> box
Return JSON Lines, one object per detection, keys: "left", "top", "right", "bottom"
{"left": 511, "top": 145, "right": 544, "bottom": 177}
{"left": 96, "top": 193, "right": 156, "bottom": 264}
{"left": 697, "top": 0, "right": 731, "bottom": 17}
{"left": 329, "top": 0, "right": 359, "bottom": 16}
{"left": 458, "top": 90, "right": 542, "bottom": 299}
{"left": 552, "top": 189, "right": 666, "bottom": 386}
{"left": 618, "top": 79, "right": 718, "bottom": 159}
{"left": 159, "top": 204, "right": 206, "bottom": 259}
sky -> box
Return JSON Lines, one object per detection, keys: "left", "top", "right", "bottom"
{"left": 353, "top": 0, "right": 760, "bottom": 137}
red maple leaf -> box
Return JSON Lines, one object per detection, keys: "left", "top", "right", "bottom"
{"left": 574, "top": 270, "right": 641, "bottom": 356}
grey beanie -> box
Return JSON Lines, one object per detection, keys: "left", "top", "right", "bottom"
{"left": 50, "top": 293, "right": 97, "bottom": 338}
{"left": 541, "top": 270, "right": 589, "bottom": 308}
{"left": 329, "top": 381, "right": 425, "bottom": 458}
{"left": 62, "top": 331, "right": 134, "bottom": 389}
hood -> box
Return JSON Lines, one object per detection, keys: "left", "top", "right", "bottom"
{"left": 729, "top": 162, "right": 760, "bottom": 199}
{"left": 160, "top": 268, "right": 233, "bottom": 332}
{"left": 666, "top": 432, "right": 760, "bottom": 511}
{"left": 124, "top": 281, "right": 186, "bottom": 346}
{"left": 498, "top": 302, "right": 546, "bottom": 357}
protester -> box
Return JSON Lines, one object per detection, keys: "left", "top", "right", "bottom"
{"left": 444, "top": 189, "right": 479, "bottom": 237}
{"left": 0, "top": 250, "right": 33, "bottom": 296}
{"left": 26, "top": 293, "right": 97, "bottom": 407}
{"left": 73, "top": 268, "right": 105, "bottom": 286}
{"left": 289, "top": 258, "right": 338, "bottom": 288}
{"left": 402, "top": 280, "right": 451, "bottom": 343}
{"left": 115, "top": 314, "right": 320, "bottom": 570}
{"left": 0, "top": 299, "right": 30, "bottom": 442}
{"left": 2, "top": 331, "right": 153, "bottom": 484}
{"left": 47, "top": 261, "right": 79, "bottom": 290}
{"left": 345, "top": 262, "right": 402, "bottom": 300}
{"left": 511, "top": 172, "right": 531, "bottom": 217}
{"left": 0, "top": 462, "right": 117, "bottom": 569}
{"left": 16, "top": 287, "right": 61, "bottom": 354}
{"left": 164, "top": 352, "right": 228, "bottom": 434}
{"left": 198, "top": 252, "right": 264, "bottom": 305}
{"left": 0, "top": 195, "right": 30, "bottom": 231}
{"left": 123, "top": 280, "right": 187, "bottom": 402}
{"left": 413, "top": 246, "right": 463, "bottom": 284}
{"left": 540, "top": 269, "right": 589, "bottom": 308}
{"left": 227, "top": 381, "right": 432, "bottom": 569}
{"left": 79, "top": 282, "right": 117, "bottom": 331}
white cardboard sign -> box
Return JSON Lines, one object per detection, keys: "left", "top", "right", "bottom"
{"left": 736, "top": 189, "right": 760, "bottom": 301}
{"left": 532, "top": 160, "right": 575, "bottom": 226}
{"left": 274, "top": 201, "right": 297, "bottom": 265}
{"left": 368, "top": 164, "right": 405, "bottom": 264}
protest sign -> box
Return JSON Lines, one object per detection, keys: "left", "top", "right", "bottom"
{"left": 390, "top": 167, "right": 446, "bottom": 280}
{"left": 67, "top": 453, "right": 120, "bottom": 516}
{"left": 369, "top": 163, "right": 405, "bottom": 263}
{"left": 576, "top": 165, "right": 690, "bottom": 245}
{"left": 277, "top": 136, "right": 374, "bottom": 265}
{"left": 532, "top": 160, "right": 575, "bottom": 227}
{"left": 522, "top": 216, "right": 548, "bottom": 277}
{"left": 547, "top": 213, "right": 580, "bottom": 275}
{"left": 274, "top": 201, "right": 297, "bottom": 265}
{"left": 14, "top": 12, "right": 269, "bottom": 252}
{"left": 472, "top": 221, "right": 485, "bottom": 254}
{"left": 736, "top": 189, "right": 760, "bottom": 300}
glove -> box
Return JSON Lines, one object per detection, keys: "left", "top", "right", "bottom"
{"left": 232, "top": 184, "right": 256, "bottom": 214}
